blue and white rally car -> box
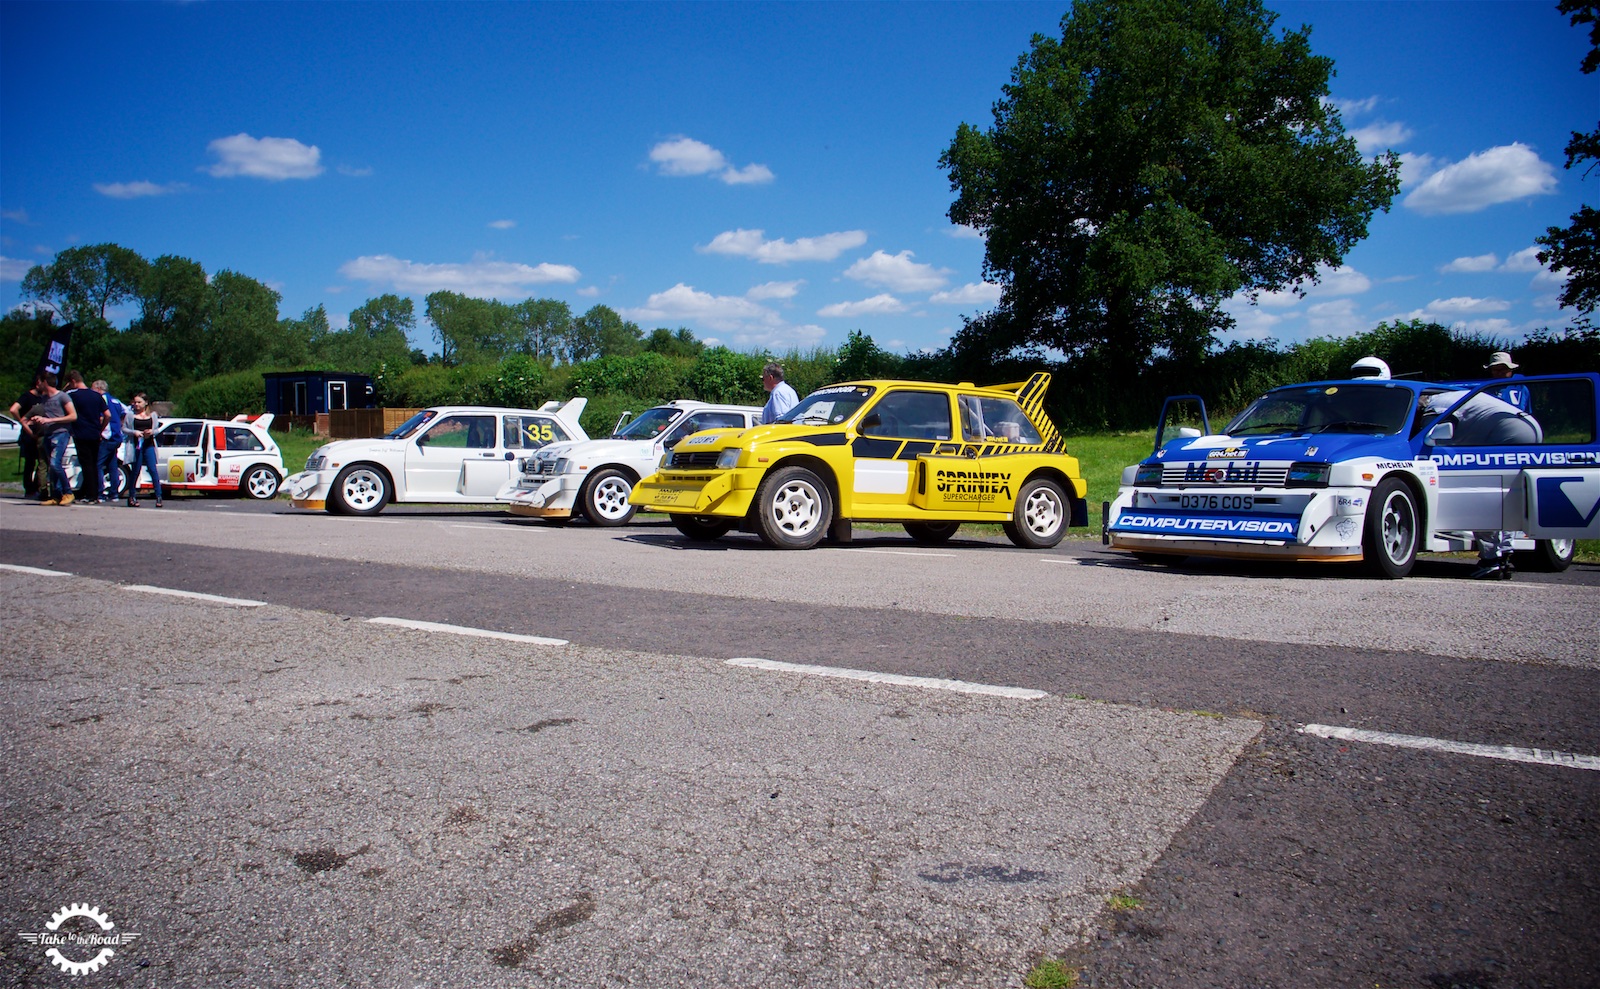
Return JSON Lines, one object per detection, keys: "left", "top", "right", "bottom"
{"left": 1107, "top": 371, "right": 1600, "bottom": 577}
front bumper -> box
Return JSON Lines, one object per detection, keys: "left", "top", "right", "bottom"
{"left": 630, "top": 468, "right": 752, "bottom": 517}
{"left": 1106, "top": 485, "right": 1369, "bottom": 562}
{"left": 497, "top": 475, "right": 579, "bottom": 518}
{"left": 286, "top": 470, "right": 332, "bottom": 511}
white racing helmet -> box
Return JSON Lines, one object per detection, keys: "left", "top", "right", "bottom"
{"left": 1349, "top": 356, "right": 1391, "bottom": 380}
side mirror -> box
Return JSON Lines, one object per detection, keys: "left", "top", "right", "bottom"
{"left": 862, "top": 413, "right": 881, "bottom": 431}
{"left": 1425, "top": 421, "right": 1454, "bottom": 444}
{"left": 1176, "top": 426, "right": 1201, "bottom": 439}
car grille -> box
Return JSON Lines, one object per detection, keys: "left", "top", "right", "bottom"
{"left": 524, "top": 459, "right": 559, "bottom": 478}
{"left": 666, "top": 451, "right": 721, "bottom": 469}
{"left": 1159, "top": 464, "right": 1289, "bottom": 487}
{"left": 305, "top": 454, "right": 326, "bottom": 471}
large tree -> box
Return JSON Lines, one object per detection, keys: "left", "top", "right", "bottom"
{"left": 133, "top": 254, "right": 211, "bottom": 379}
{"left": 940, "top": 0, "right": 1400, "bottom": 374}
{"left": 202, "top": 270, "right": 283, "bottom": 376}
{"left": 1535, "top": 0, "right": 1600, "bottom": 329}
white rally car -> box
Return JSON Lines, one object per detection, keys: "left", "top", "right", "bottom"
{"left": 498, "top": 400, "right": 763, "bottom": 525}
{"left": 1106, "top": 372, "right": 1600, "bottom": 577}
{"left": 286, "top": 400, "right": 588, "bottom": 515}
{"left": 131, "top": 413, "right": 287, "bottom": 499}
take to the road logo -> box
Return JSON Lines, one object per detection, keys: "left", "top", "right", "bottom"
{"left": 17, "top": 903, "right": 142, "bottom": 976}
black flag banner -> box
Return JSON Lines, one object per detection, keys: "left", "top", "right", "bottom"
{"left": 35, "top": 321, "right": 73, "bottom": 379}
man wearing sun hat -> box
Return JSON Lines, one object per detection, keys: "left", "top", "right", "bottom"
{"left": 1471, "top": 350, "right": 1529, "bottom": 579}
{"left": 1485, "top": 350, "right": 1529, "bottom": 411}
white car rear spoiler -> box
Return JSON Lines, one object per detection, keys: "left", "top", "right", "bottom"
{"left": 540, "top": 398, "right": 588, "bottom": 439}
{"left": 232, "top": 412, "right": 275, "bottom": 430}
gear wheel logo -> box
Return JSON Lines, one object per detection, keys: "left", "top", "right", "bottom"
{"left": 17, "top": 902, "right": 142, "bottom": 976}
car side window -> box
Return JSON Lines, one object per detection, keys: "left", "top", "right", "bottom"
{"left": 862, "top": 391, "right": 954, "bottom": 441}
{"left": 420, "top": 414, "right": 495, "bottom": 450}
{"left": 503, "top": 415, "right": 568, "bottom": 449}
{"left": 157, "top": 422, "right": 202, "bottom": 447}
{"left": 223, "top": 427, "right": 265, "bottom": 452}
{"left": 960, "top": 395, "right": 1042, "bottom": 444}
{"left": 1518, "top": 378, "right": 1594, "bottom": 443}
{"left": 665, "top": 411, "right": 747, "bottom": 446}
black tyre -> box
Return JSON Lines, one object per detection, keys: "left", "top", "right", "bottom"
{"left": 1362, "top": 477, "right": 1418, "bottom": 578}
{"left": 1003, "top": 477, "right": 1068, "bottom": 548}
{"left": 580, "top": 468, "right": 637, "bottom": 526}
{"left": 1517, "top": 538, "right": 1575, "bottom": 573}
{"left": 904, "top": 521, "right": 960, "bottom": 545}
{"left": 329, "top": 463, "right": 390, "bottom": 516}
{"left": 241, "top": 464, "right": 280, "bottom": 500}
{"left": 753, "top": 465, "right": 833, "bottom": 549}
{"left": 671, "top": 514, "right": 734, "bottom": 541}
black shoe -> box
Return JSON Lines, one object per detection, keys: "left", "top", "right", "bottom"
{"left": 1470, "top": 560, "right": 1508, "bottom": 580}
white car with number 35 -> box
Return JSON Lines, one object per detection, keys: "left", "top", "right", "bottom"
{"left": 286, "top": 400, "right": 588, "bottom": 515}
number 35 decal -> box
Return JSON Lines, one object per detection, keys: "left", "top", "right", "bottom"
{"left": 523, "top": 422, "right": 557, "bottom": 444}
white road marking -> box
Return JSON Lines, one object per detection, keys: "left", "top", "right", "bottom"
{"left": 367, "top": 617, "right": 568, "bottom": 646}
{"left": 821, "top": 548, "right": 959, "bottom": 558}
{"left": 1301, "top": 723, "right": 1600, "bottom": 772}
{"left": 123, "top": 584, "right": 266, "bottom": 607}
{"left": 727, "top": 657, "right": 1047, "bottom": 700}
{"left": 0, "top": 563, "right": 73, "bottom": 577}
{"left": 447, "top": 524, "right": 506, "bottom": 531}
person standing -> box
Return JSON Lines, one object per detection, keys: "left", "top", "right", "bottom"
{"left": 125, "top": 392, "right": 162, "bottom": 507}
{"left": 9, "top": 379, "right": 45, "bottom": 500}
{"left": 760, "top": 362, "right": 799, "bottom": 424}
{"left": 93, "top": 379, "right": 126, "bottom": 504}
{"left": 25, "top": 372, "right": 76, "bottom": 506}
{"left": 1472, "top": 350, "right": 1529, "bottom": 579}
{"left": 63, "top": 370, "right": 108, "bottom": 504}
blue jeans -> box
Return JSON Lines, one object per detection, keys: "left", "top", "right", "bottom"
{"left": 99, "top": 438, "right": 125, "bottom": 501}
{"left": 129, "top": 443, "right": 162, "bottom": 501}
{"left": 44, "top": 432, "right": 72, "bottom": 498}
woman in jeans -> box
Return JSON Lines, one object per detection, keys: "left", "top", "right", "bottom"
{"left": 125, "top": 392, "right": 162, "bottom": 507}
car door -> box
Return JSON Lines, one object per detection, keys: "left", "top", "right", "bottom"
{"left": 1428, "top": 375, "right": 1600, "bottom": 536}
{"left": 156, "top": 420, "right": 206, "bottom": 487}
{"left": 405, "top": 413, "right": 497, "bottom": 499}
{"left": 851, "top": 389, "right": 955, "bottom": 509}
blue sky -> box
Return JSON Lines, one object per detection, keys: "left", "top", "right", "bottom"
{"left": 1, "top": 1, "right": 1594, "bottom": 359}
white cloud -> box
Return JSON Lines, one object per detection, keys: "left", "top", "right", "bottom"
{"left": 1348, "top": 121, "right": 1413, "bottom": 156}
{"left": 1399, "top": 151, "right": 1440, "bottom": 187}
{"left": 1501, "top": 246, "right": 1545, "bottom": 273}
{"left": 946, "top": 223, "right": 983, "bottom": 240}
{"left": 648, "top": 136, "right": 774, "bottom": 185}
{"left": 93, "top": 180, "right": 184, "bottom": 199}
{"left": 818, "top": 294, "right": 907, "bottom": 318}
{"left": 699, "top": 228, "right": 867, "bottom": 264}
{"left": 206, "top": 133, "right": 324, "bottom": 180}
{"left": 720, "top": 163, "right": 775, "bottom": 185}
{"left": 1440, "top": 253, "right": 1499, "bottom": 273}
{"left": 1254, "top": 264, "right": 1371, "bottom": 306}
{"left": 1393, "top": 296, "right": 1514, "bottom": 325}
{"left": 843, "top": 250, "right": 950, "bottom": 293}
{"left": 1, "top": 209, "right": 32, "bottom": 224}
{"left": 488, "top": 219, "right": 516, "bottom": 230}
{"left": 577, "top": 285, "right": 601, "bottom": 298}
{"left": 929, "top": 281, "right": 1003, "bottom": 306}
{"left": 1403, "top": 143, "right": 1558, "bottom": 215}
{"left": 1333, "top": 96, "right": 1381, "bottom": 117}
{"left": 339, "top": 254, "right": 581, "bottom": 296}
{"left": 1, "top": 255, "right": 35, "bottom": 280}
{"left": 746, "top": 280, "right": 804, "bottom": 301}
{"left": 621, "top": 282, "right": 780, "bottom": 331}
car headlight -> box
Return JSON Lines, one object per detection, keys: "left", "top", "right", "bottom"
{"left": 716, "top": 448, "right": 741, "bottom": 469}
{"left": 556, "top": 458, "right": 572, "bottom": 474}
{"left": 1286, "top": 462, "right": 1331, "bottom": 487}
{"left": 1134, "top": 463, "right": 1162, "bottom": 486}
{"left": 659, "top": 452, "right": 674, "bottom": 470}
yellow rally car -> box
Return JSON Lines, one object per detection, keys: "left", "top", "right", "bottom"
{"left": 628, "top": 373, "right": 1088, "bottom": 549}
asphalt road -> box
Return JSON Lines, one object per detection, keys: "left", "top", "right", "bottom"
{"left": 2, "top": 494, "right": 1597, "bottom": 988}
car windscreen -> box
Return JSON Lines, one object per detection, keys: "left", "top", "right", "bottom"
{"left": 615, "top": 407, "right": 680, "bottom": 440}
{"left": 779, "top": 385, "right": 876, "bottom": 425}
{"left": 1225, "top": 384, "right": 1416, "bottom": 436}
{"left": 387, "top": 409, "right": 438, "bottom": 439}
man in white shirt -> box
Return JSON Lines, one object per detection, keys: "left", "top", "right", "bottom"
{"left": 761, "top": 362, "right": 799, "bottom": 424}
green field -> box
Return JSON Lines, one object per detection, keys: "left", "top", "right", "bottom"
{"left": 6, "top": 430, "right": 1593, "bottom": 563}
